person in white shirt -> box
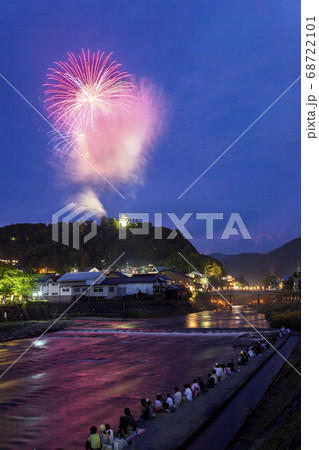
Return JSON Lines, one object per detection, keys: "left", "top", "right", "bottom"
{"left": 183, "top": 384, "right": 193, "bottom": 402}
{"left": 214, "top": 364, "right": 224, "bottom": 379}
{"left": 191, "top": 379, "right": 201, "bottom": 396}
{"left": 172, "top": 387, "right": 182, "bottom": 407}
{"left": 248, "top": 348, "right": 255, "bottom": 357}
{"left": 166, "top": 393, "right": 175, "bottom": 411}
{"left": 154, "top": 394, "right": 164, "bottom": 413}
{"left": 99, "top": 424, "right": 114, "bottom": 449}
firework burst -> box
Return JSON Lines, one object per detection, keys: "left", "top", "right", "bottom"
{"left": 44, "top": 49, "right": 133, "bottom": 132}
{"left": 44, "top": 49, "right": 163, "bottom": 210}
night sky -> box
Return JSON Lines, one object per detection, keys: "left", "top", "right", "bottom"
{"left": 0, "top": 1, "right": 300, "bottom": 254}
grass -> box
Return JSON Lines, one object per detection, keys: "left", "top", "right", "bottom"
{"left": 259, "top": 303, "right": 301, "bottom": 331}
{"left": 228, "top": 341, "right": 301, "bottom": 450}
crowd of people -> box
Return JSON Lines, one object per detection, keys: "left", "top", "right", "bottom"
{"left": 85, "top": 328, "right": 290, "bottom": 449}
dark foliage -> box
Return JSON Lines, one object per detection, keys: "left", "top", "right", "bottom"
{"left": 0, "top": 221, "right": 224, "bottom": 275}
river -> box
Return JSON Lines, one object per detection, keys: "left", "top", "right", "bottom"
{"left": 0, "top": 308, "right": 269, "bottom": 449}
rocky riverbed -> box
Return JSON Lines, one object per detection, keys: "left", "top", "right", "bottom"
{"left": 0, "top": 319, "right": 74, "bottom": 342}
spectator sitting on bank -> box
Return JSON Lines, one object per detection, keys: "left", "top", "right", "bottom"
{"left": 154, "top": 394, "right": 164, "bottom": 413}
{"left": 139, "top": 398, "right": 150, "bottom": 422}
{"left": 254, "top": 342, "right": 263, "bottom": 355}
{"left": 166, "top": 393, "right": 176, "bottom": 412}
{"left": 220, "top": 364, "right": 228, "bottom": 380}
{"left": 99, "top": 424, "right": 113, "bottom": 450}
{"left": 191, "top": 379, "right": 201, "bottom": 396}
{"left": 147, "top": 399, "right": 155, "bottom": 417}
{"left": 206, "top": 373, "right": 215, "bottom": 388}
{"left": 209, "top": 370, "right": 218, "bottom": 387}
{"left": 116, "top": 422, "right": 129, "bottom": 450}
{"left": 198, "top": 377, "right": 208, "bottom": 393}
{"left": 211, "top": 369, "right": 219, "bottom": 385}
{"left": 248, "top": 347, "right": 256, "bottom": 358}
{"left": 119, "top": 416, "right": 128, "bottom": 439}
{"left": 238, "top": 351, "right": 247, "bottom": 365}
{"left": 173, "top": 387, "right": 182, "bottom": 408}
{"left": 214, "top": 363, "right": 224, "bottom": 380}
{"left": 124, "top": 408, "right": 137, "bottom": 433}
{"left": 183, "top": 384, "right": 193, "bottom": 402}
{"left": 86, "top": 426, "right": 101, "bottom": 450}
{"left": 104, "top": 424, "right": 114, "bottom": 447}
{"left": 227, "top": 358, "right": 235, "bottom": 372}
{"left": 226, "top": 361, "right": 234, "bottom": 375}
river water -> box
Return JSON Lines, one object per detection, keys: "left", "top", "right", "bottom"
{"left": 0, "top": 308, "right": 269, "bottom": 449}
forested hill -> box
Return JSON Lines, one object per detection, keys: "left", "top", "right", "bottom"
{"left": 0, "top": 220, "right": 224, "bottom": 275}
{"left": 210, "top": 237, "right": 301, "bottom": 284}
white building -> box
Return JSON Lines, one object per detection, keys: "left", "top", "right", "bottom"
{"left": 44, "top": 271, "right": 106, "bottom": 303}
{"left": 41, "top": 270, "right": 168, "bottom": 303}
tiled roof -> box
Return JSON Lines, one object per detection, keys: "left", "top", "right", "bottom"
{"left": 83, "top": 267, "right": 98, "bottom": 272}
{"left": 57, "top": 271, "right": 104, "bottom": 282}
{"left": 102, "top": 275, "right": 165, "bottom": 285}
{"left": 37, "top": 273, "right": 59, "bottom": 283}
{"left": 159, "top": 268, "right": 191, "bottom": 278}
{"left": 106, "top": 271, "right": 129, "bottom": 278}
{"left": 151, "top": 266, "right": 167, "bottom": 272}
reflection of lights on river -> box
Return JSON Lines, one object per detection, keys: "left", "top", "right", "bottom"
{"left": 33, "top": 340, "right": 48, "bottom": 348}
{"left": 186, "top": 316, "right": 198, "bottom": 328}
{"left": 31, "top": 372, "right": 46, "bottom": 379}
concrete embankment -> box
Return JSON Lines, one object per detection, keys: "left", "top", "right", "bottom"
{"left": 135, "top": 336, "right": 300, "bottom": 450}
{"left": 0, "top": 304, "right": 52, "bottom": 321}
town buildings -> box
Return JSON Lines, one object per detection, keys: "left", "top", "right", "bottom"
{"left": 36, "top": 266, "right": 193, "bottom": 303}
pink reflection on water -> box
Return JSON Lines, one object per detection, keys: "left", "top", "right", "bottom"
{"left": 0, "top": 310, "right": 268, "bottom": 448}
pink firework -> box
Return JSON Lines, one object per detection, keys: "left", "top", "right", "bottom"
{"left": 44, "top": 49, "right": 133, "bottom": 131}
{"left": 44, "top": 50, "right": 163, "bottom": 207}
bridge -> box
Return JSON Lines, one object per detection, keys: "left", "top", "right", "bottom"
{"left": 207, "top": 289, "right": 300, "bottom": 306}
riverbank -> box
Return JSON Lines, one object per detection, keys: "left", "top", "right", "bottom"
{"left": 134, "top": 335, "right": 299, "bottom": 450}
{"left": 227, "top": 341, "right": 301, "bottom": 450}
{"left": 0, "top": 319, "right": 74, "bottom": 342}
{"left": 258, "top": 302, "right": 301, "bottom": 331}
{"left": 0, "top": 309, "right": 278, "bottom": 448}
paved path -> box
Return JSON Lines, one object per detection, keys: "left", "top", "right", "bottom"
{"left": 187, "top": 335, "right": 300, "bottom": 449}
{"left": 134, "top": 336, "right": 299, "bottom": 450}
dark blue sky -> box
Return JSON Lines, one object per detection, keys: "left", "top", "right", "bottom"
{"left": 0, "top": 1, "right": 300, "bottom": 254}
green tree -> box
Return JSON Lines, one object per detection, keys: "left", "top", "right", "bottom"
{"left": 205, "top": 262, "right": 223, "bottom": 281}
{"left": 0, "top": 264, "right": 38, "bottom": 302}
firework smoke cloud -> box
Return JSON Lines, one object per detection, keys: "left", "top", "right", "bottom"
{"left": 44, "top": 49, "right": 163, "bottom": 211}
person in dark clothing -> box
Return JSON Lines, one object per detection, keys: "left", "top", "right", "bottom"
{"left": 119, "top": 416, "right": 128, "bottom": 438}
{"left": 139, "top": 398, "right": 150, "bottom": 421}
{"left": 238, "top": 351, "right": 248, "bottom": 365}
{"left": 206, "top": 372, "right": 215, "bottom": 388}
{"left": 198, "top": 377, "right": 208, "bottom": 393}
{"left": 124, "top": 407, "right": 137, "bottom": 431}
